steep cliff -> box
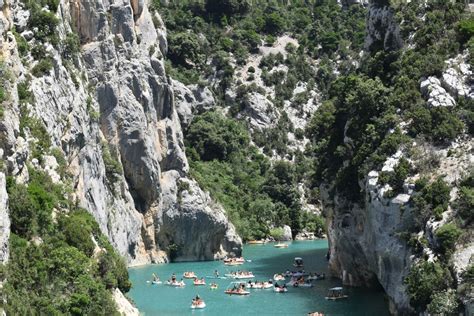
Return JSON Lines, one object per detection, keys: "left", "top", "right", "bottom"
{"left": 0, "top": 0, "right": 241, "bottom": 267}
{"left": 320, "top": 1, "right": 474, "bottom": 314}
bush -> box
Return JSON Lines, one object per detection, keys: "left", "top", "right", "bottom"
{"left": 426, "top": 289, "right": 459, "bottom": 315}
{"left": 28, "top": 7, "right": 59, "bottom": 43}
{"left": 435, "top": 223, "right": 461, "bottom": 257}
{"left": 101, "top": 142, "right": 123, "bottom": 184}
{"left": 405, "top": 260, "right": 448, "bottom": 310}
{"left": 269, "top": 227, "right": 285, "bottom": 241}
{"left": 32, "top": 57, "right": 54, "bottom": 77}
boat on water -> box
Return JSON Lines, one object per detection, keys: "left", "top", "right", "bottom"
{"left": 151, "top": 280, "right": 162, "bottom": 285}
{"left": 193, "top": 278, "right": 206, "bottom": 286}
{"left": 325, "top": 287, "right": 348, "bottom": 300}
{"left": 191, "top": 296, "right": 206, "bottom": 309}
{"left": 247, "top": 240, "right": 265, "bottom": 245}
{"left": 273, "top": 274, "right": 285, "bottom": 281}
{"left": 307, "top": 273, "right": 325, "bottom": 281}
{"left": 274, "top": 243, "right": 288, "bottom": 248}
{"left": 246, "top": 281, "right": 273, "bottom": 289}
{"left": 308, "top": 312, "right": 324, "bottom": 316}
{"left": 183, "top": 272, "right": 197, "bottom": 279}
{"left": 273, "top": 285, "right": 288, "bottom": 293}
{"left": 225, "top": 282, "right": 250, "bottom": 295}
{"left": 165, "top": 280, "right": 185, "bottom": 287}
{"left": 283, "top": 271, "right": 307, "bottom": 278}
{"left": 294, "top": 257, "right": 304, "bottom": 267}
{"left": 223, "top": 257, "right": 245, "bottom": 263}
{"left": 191, "top": 301, "right": 206, "bottom": 309}
{"left": 287, "top": 277, "right": 313, "bottom": 288}
{"left": 210, "top": 283, "right": 218, "bottom": 290}
{"left": 224, "top": 271, "right": 255, "bottom": 279}
{"left": 224, "top": 260, "right": 244, "bottom": 266}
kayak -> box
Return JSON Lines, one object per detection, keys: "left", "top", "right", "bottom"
{"left": 191, "top": 301, "right": 206, "bottom": 309}
{"left": 289, "top": 282, "right": 313, "bottom": 288}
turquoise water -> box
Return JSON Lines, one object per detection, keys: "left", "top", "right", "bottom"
{"left": 128, "top": 240, "right": 389, "bottom": 315}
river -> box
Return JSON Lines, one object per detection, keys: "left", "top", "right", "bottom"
{"left": 128, "top": 240, "right": 389, "bottom": 315}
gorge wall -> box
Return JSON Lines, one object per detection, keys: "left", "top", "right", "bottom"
{"left": 0, "top": 0, "right": 241, "bottom": 267}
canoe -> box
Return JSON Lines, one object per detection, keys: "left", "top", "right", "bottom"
{"left": 191, "top": 302, "right": 206, "bottom": 309}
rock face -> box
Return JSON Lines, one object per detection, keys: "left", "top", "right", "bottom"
{"left": 420, "top": 77, "right": 456, "bottom": 107}
{"left": 324, "top": 173, "right": 413, "bottom": 313}
{"left": 0, "top": 0, "right": 241, "bottom": 265}
{"left": 0, "top": 173, "right": 10, "bottom": 264}
{"left": 365, "top": 1, "right": 402, "bottom": 52}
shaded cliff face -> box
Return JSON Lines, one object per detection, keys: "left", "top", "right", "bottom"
{"left": 323, "top": 1, "right": 473, "bottom": 314}
{"left": 0, "top": 0, "right": 241, "bottom": 265}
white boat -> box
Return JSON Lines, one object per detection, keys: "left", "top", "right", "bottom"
{"left": 246, "top": 282, "right": 273, "bottom": 289}
{"left": 294, "top": 257, "right": 304, "bottom": 267}
{"left": 307, "top": 273, "right": 325, "bottom": 281}
{"left": 191, "top": 301, "right": 206, "bottom": 309}
{"left": 183, "top": 272, "right": 197, "bottom": 279}
{"left": 273, "top": 274, "right": 285, "bottom": 281}
{"left": 225, "top": 282, "right": 250, "bottom": 295}
{"left": 287, "top": 280, "right": 313, "bottom": 288}
{"left": 274, "top": 243, "right": 288, "bottom": 248}
{"left": 325, "top": 287, "right": 348, "bottom": 300}
{"left": 193, "top": 280, "right": 206, "bottom": 286}
{"left": 224, "top": 272, "right": 255, "bottom": 279}
{"left": 166, "top": 281, "right": 185, "bottom": 287}
{"left": 151, "top": 280, "right": 162, "bottom": 285}
{"left": 274, "top": 286, "right": 288, "bottom": 293}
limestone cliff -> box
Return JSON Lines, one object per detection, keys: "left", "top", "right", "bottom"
{"left": 0, "top": 0, "right": 241, "bottom": 268}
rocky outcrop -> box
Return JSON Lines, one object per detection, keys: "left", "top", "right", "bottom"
{"left": 0, "top": 173, "right": 10, "bottom": 264}
{"left": 173, "top": 80, "right": 215, "bottom": 128}
{"left": 0, "top": 0, "right": 241, "bottom": 266}
{"left": 365, "top": 1, "right": 402, "bottom": 52}
{"left": 420, "top": 77, "right": 456, "bottom": 107}
{"left": 237, "top": 92, "right": 279, "bottom": 130}
{"left": 157, "top": 171, "right": 241, "bottom": 261}
{"left": 112, "top": 288, "right": 140, "bottom": 316}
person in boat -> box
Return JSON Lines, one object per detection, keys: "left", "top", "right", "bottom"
{"left": 171, "top": 273, "right": 176, "bottom": 282}
{"left": 274, "top": 282, "right": 279, "bottom": 288}
{"left": 282, "top": 284, "right": 287, "bottom": 289}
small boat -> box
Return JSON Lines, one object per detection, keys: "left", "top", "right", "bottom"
{"left": 246, "top": 282, "right": 273, "bottom": 289}
{"left": 294, "top": 257, "right": 304, "bottom": 268}
{"left": 307, "top": 273, "right": 325, "bottom": 281}
{"left": 223, "top": 257, "right": 245, "bottom": 263}
{"left": 325, "top": 287, "right": 348, "bottom": 300}
{"left": 287, "top": 278, "right": 313, "bottom": 288}
{"left": 283, "top": 271, "right": 307, "bottom": 278}
{"left": 210, "top": 283, "right": 218, "bottom": 290}
{"left": 247, "top": 240, "right": 265, "bottom": 245}
{"left": 224, "top": 261, "right": 244, "bottom": 266}
{"left": 166, "top": 280, "right": 185, "bottom": 287}
{"left": 193, "top": 279, "right": 206, "bottom": 286}
{"left": 225, "top": 282, "right": 250, "bottom": 295}
{"left": 274, "top": 286, "right": 288, "bottom": 293}
{"left": 308, "top": 313, "right": 324, "bottom": 316}
{"left": 273, "top": 274, "right": 285, "bottom": 281}
{"left": 183, "top": 272, "right": 197, "bottom": 279}
{"left": 151, "top": 280, "right": 162, "bottom": 285}
{"left": 224, "top": 272, "right": 255, "bottom": 279}
{"left": 274, "top": 243, "right": 288, "bottom": 248}
{"left": 191, "top": 300, "right": 206, "bottom": 309}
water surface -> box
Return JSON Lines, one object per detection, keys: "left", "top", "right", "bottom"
{"left": 128, "top": 240, "right": 389, "bottom": 315}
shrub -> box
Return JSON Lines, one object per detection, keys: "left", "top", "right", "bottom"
{"left": 405, "top": 260, "right": 448, "bottom": 310}
{"left": 28, "top": 7, "right": 59, "bottom": 43}
{"left": 435, "top": 223, "right": 461, "bottom": 257}
{"left": 101, "top": 142, "right": 123, "bottom": 184}
{"left": 426, "top": 289, "right": 459, "bottom": 315}
{"left": 32, "top": 57, "right": 54, "bottom": 77}
{"left": 269, "top": 227, "right": 285, "bottom": 241}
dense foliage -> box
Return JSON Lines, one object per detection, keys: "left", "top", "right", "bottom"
{"left": 3, "top": 168, "right": 130, "bottom": 314}
{"left": 186, "top": 112, "right": 324, "bottom": 240}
